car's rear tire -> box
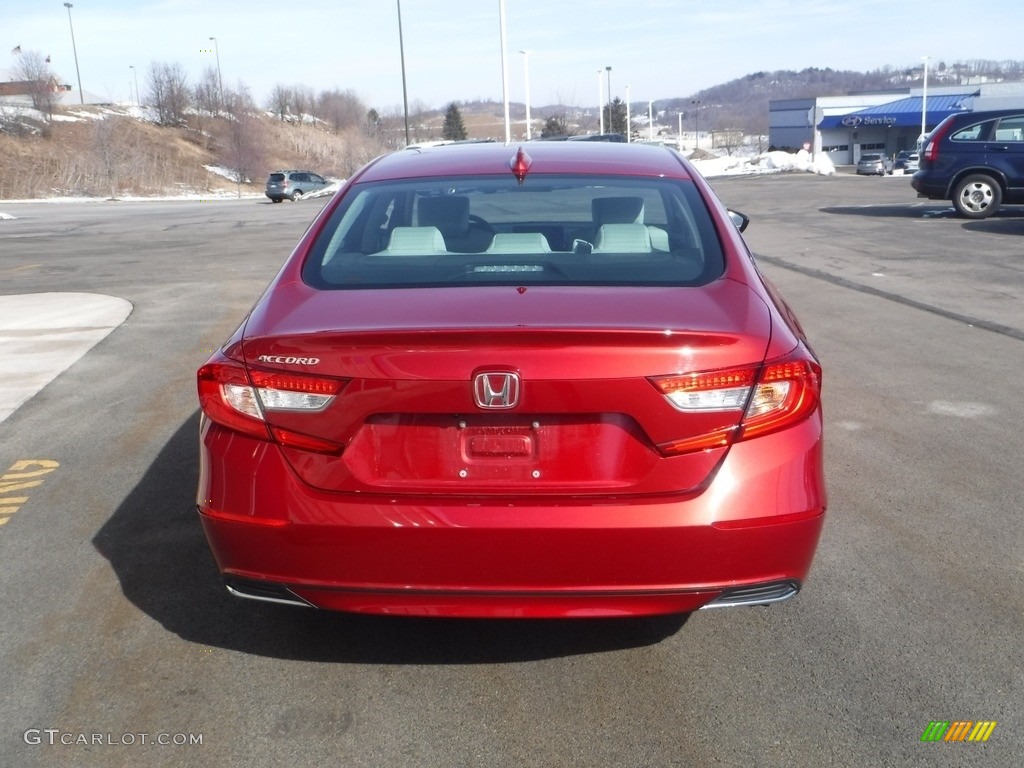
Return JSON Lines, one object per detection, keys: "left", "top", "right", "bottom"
{"left": 953, "top": 174, "right": 1001, "bottom": 219}
{"left": 271, "top": 197, "right": 282, "bottom": 203}
{"left": 290, "top": 189, "right": 303, "bottom": 201}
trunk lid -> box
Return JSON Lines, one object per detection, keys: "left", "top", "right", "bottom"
{"left": 240, "top": 282, "right": 771, "bottom": 497}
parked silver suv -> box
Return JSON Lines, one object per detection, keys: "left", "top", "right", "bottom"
{"left": 856, "top": 154, "right": 893, "bottom": 176}
{"left": 265, "top": 170, "right": 329, "bottom": 202}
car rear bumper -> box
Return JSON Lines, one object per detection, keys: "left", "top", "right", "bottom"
{"left": 910, "top": 173, "right": 949, "bottom": 199}
{"left": 197, "top": 417, "right": 826, "bottom": 618}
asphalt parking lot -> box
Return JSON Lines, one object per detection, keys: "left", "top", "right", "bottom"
{"left": 0, "top": 172, "right": 1022, "bottom": 767}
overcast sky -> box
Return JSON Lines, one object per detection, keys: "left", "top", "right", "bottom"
{"left": 3, "top": 0, "right": 1022, "bottom": 111}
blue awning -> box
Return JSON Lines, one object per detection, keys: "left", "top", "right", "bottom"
{"left": 818, "top": 93, "right": 977, "bottom": 130}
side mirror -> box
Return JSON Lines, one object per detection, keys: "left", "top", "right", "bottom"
{"left": 728, "top": 210, "right": 750, "bottom": 233}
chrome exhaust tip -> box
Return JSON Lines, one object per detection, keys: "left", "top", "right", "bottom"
{"left": 223, "top": 576, "right": 314, "bottom": 608}
{"left": 700, "top": 580, "right": 800, "bottom": 609}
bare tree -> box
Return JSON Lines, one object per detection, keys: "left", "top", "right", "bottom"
{"left": 13, "top": 50, "right": 60, "bottom": 122}
{"left": 217, "top": 84, "right": 265, "bottom": 197}
{"left": 268, "top": 84, "right": 291, "bottom": 121}
{"left": 712, "top": 129, "right": 745, "bottom": 156}
{"left": 92, "top": 117, "right": 136, "bottom": 198}
{"left": 194, "top": 66, "right": 221, "bottom": 115}
{"left": 146, "top": 61, "right": 191, "bottom": 126}
{"left": 316, "top": 88, "right": 365, "bottom": 133}
{"left": 408, "top": 99, "right": 434, "bottom": 141}
{"left": 291, "top": 85, "right": 316, "bottom": 121}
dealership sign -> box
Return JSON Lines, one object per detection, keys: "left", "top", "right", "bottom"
{"left": 841, "top": 115, "right": 898, "bottom": 127}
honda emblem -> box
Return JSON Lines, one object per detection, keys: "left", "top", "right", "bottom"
{"left": 473, "top": 372, "right": 520, "bottom": 409}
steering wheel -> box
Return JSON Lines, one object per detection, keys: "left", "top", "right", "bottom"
{"left": 468, "top": 214, "right": 495, "bottom": 234}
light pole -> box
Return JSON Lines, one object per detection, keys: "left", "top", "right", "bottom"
{"left": 63, "top": 2, "right": 83, "bottom": 105}
{"left": 921, "top": 55, "right": 930, "bottom": 147}
{"left": 519, "top": 49, "right": 531, "bottom": 140}
{"left": 648, "top": 100, "right": 653, "bottom": 142}
{"left": 597, "top": 70, "right": 604, "bottom": 134}
{"left": 209, "top": 37, "right": 223, "bottom": 104}
{"left": 129, "top": 64, "right": 139, "bottom": 107}
{"left": 691, "top": 99, "right": 701, "bottom": 149}
{"left": 499, "top": 0, "right": 511, "bottom": 143}
{"left": 605, "top": 65, "right": 612, "bottom": 132}
{"left": 625, "top": 84, "right": 631, "bottom": 143}
{"left": 396, "top": 0, "right": 410, "bottom": 145}
{"left": 678, "top": 111, "right": 683, "bottom": 151}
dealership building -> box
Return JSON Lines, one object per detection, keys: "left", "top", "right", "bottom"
{"left": 769, "top": 82, "right": 1024, "bottom": 165}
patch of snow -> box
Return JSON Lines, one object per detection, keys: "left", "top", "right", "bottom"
{"left": 203, "top": 165, "right": 251, "bottom": 184}
{"left": 303, "top": 179, "right": 346, "bottom": 200}
{"left": 0, "top": 190, "right": 263, "bottom": 204}
{"left": 0, "top": 212, "right": 16, "bottom": 220}
{"left": 690, "top": 148, "right": 835, "bottom": 178}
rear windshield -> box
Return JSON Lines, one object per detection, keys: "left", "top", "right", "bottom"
{"left": 268, "top": 173, "right": 286, "bottom": 182}
{"left": 302, "top": 175, "right": 725, "bottom": 289}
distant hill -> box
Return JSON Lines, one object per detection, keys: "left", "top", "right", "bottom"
{"left": 3, "top": 59, "right": 1022, "bottom": 200}
{"left": 455, "top": 59, "right": 1024, "bottom": 137}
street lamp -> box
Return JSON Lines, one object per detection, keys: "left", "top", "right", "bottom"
{"left": 597, "top": 70, "right": 604, "bottom": 134}
{"left": 678, "top": 111, "right": 683, "bottom": 151}
{"left": 921, "top": 55, "right": 930, "bottom": 148}
{"left": 625, "top": 84, "right": 631, "bottom": 143}
{"left": 519, "top": 50, "right": 531, "bottom": 140}
{"left": 129, "top": 64, "right": 139, "bottom": 107}
{"left": 605, "top": 65, "right": 612, "bottom": 132}
{"left": 63, "top": 3, "right": 84, "bottom": 105}
{"left": 396, "top": 0, "right": 410, "bottom": 145}
{"left": 691, "top": 99, "right": 701, "bottom": 149}
{"left": 499, "top": 0, "right": 511, "bottom": 143}
{"left": 209, "top": 36, "right": 223, "bottom": 104}
{"left": 648, "top": 100, "right": 653, "bottom": 142}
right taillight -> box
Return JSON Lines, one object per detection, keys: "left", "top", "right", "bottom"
{"left": 650, "top": 353, "right": 821, "bottom": 456}
{"left": 922, "top": 119, "right": 952, "bottom": 163}
{"left": 738, "top": 357, "right": 821, "bottom": 441}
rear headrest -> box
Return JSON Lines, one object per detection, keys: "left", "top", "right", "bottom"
{"left": 592, "top": 196, "right": 645, "bottom": 226}
{"left": 379, "top": 226, "right": 448, "bottom": 255}
{"left": 417, "top": 195, "right": 470, "bottom": 237}
{"left": 486, "top": 233, "right": 552, "bottom": 254}
{"left": 592, "top": 223, "right": 652, "bottom": 254}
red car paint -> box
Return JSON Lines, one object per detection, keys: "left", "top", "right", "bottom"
{"left": 197, "top": 141, "right": 825, "bottom": 617}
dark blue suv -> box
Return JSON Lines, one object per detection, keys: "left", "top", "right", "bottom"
{"left": 912, "top": 109, "right": 1024, "bottom": 218}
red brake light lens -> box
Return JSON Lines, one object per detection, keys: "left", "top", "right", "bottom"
{"left": 922, "top": 119, "right": 952, "bottom": 163}
{"left": 650, "top": 354, "right": 821, "bottom": 455}
{"left": 197, "top": 358, "right": 346, "bottom": 452}
{"left": 198, "top": 360, "right": 270, "bottom": 441}
{"left": 739, "top": 358, "right": 821, "bottom": 440}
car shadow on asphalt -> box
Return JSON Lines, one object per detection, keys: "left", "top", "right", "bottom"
{"left": 961, "top": 218, "right": 1024, "bottom": 235}
{"left": 819, "top": 204, "right": 952, "bottom": 218}
{"left": 92, "top": 414, "right": 688, "bottom": 663}
{"left": 821, "top": 204, "right": 1024, "bottom": 227}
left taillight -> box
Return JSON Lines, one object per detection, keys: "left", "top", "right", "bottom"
{"left": 197, "top": 356, "right": 346, "bottom": 452}
{"left": 650, "top": 352, "right": 821, "bottom": 456}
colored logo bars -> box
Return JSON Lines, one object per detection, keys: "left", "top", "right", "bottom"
{"left": 921, "top": 721, "right": 997, "bottom": 743}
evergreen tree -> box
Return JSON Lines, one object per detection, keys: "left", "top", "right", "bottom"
{"left": 602, "top": 97, "right": 627, "bottom": 135}
{"left": 442, "top": 103, "right": 467, "bottom": 140}
{"left": 541, "top": 115, "right": 571, "bottom": 138}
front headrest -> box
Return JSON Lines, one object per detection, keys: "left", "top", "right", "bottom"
{"left": 417, "top": 195, "right": 471, "bottom": 237}
{"left": 592, "top": 196, "right": 645, "bottom": 226}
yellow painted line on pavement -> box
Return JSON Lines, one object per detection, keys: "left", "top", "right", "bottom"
{"left": 0, "top": 264, "right": 41, "bottom": 276}
{"left": 0, "top": 459, "right": 59, "bottom": 529}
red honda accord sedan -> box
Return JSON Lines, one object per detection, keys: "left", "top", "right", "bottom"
{"left": 197, "top": 141, "right": 825, "bottom": 618}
